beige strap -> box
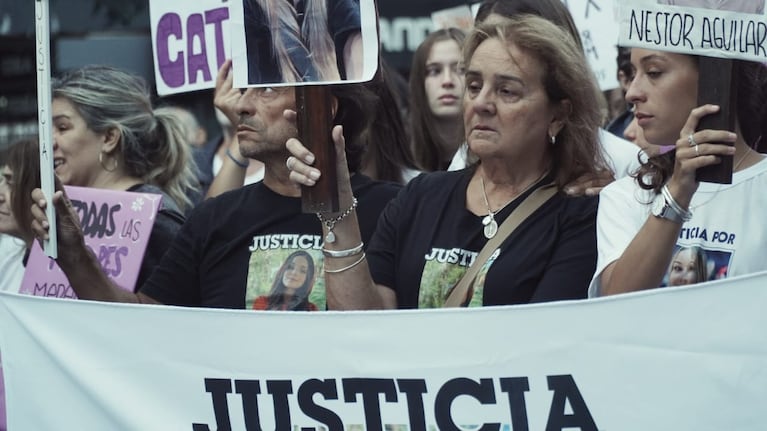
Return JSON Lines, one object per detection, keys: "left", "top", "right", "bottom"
{"left": 443, "top": 183, "right": 557, "bottom": 308}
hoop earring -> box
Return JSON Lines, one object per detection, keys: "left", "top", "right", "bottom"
{"left": 99, "top": 151, "right": 118, "bottom": 172}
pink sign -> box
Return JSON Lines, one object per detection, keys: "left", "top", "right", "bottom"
{"left": 20, "top": 186, "right": 162, "bottom": 298}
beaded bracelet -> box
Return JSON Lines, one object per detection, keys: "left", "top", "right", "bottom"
{"left": 322, "top": 242, "right": 364, "bottom": 258}
{"left": 226, "top": 148, "right": 249, "bottom": 168}
{"left": 316, "top": 197, "right": 358, "bottom": 244}
{"left": 324, "top": 253, "right": 366, "bottom": 274}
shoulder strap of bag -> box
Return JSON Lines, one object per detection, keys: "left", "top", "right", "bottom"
{"left": 443, "top": 183, "right": 557, "bottom": 308}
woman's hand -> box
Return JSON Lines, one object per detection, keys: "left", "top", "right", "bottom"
{"left": 285, "top": 123, "right": 355, "bottom": 215}
{"left": 564, "top": 169, "right": 615, "bottom": 196}
{"left": 213, "top": 59, "right": 240, "bottom": 126}
{"left": 667, "top": 104, "right": 737, "bottom": 208}
{"left": 29, "top": 179, "right": 87, "bottom": 266}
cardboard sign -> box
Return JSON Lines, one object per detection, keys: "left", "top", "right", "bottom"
{"left": 431, "top": 5, "right": 474, "bottom": 32}
{"left": 1, "top": 271, "right": 767, "bottom": 429}
{"left": 149, "top": 0, "right": 232, "bottom": 96}
{"left": 19, "top": 186, "right": 162, "bottom": 298}
{"left": 563, "top": 0, "right": 622, "bottom": 91}
{"left": 617, "top": 0, "right": 767, "bottom": 62}
{"left": 229, "top": 0, "right": 380, "bottom": 87}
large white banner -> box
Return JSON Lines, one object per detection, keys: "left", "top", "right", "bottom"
{"left": 1, "top": 272, "right": 766, "bottom": 429}
{"left": 617, "top": 0, "right": 767, "bottom": 62}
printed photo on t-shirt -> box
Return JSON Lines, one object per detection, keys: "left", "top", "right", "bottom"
{"left": 662, "top": 245, "right": 732, "bottom": 287}
{"left": 245, "top": 247, "right": 326, "bottom": 311}
{"left": 419, "top": 247, "right": 480, "bottom": 308}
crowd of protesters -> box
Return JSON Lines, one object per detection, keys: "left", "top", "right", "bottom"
{"left": 0, "top": 0, "right": 764, "bottom": 311}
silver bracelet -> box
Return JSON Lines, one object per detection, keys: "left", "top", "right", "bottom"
{"left": 323, "top": 242, "right": 364, "bottom": 258}
{"left": 324, "top": 253, "right": 366, "bottom": 274}
{"left": 661, "top": 185, "right": 693, "bottom": 221}
{"left": 316, "top": 197, "right": 358, "bottom": 244}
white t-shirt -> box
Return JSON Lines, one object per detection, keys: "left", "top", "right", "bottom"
{"left": 0, "top": 235, "right": 25, "bottom": 292}
{"left": 590, "top": 157, "right": 767, "bottom": 297}
{"left": 448, "top": 128, "right": 642, "bottom": 180}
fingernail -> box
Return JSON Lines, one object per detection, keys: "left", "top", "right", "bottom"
{"left": 309, "top": 170, "right": 320, "bottom": 181}
{"left": 727, "top": 132, "right": 737, "bottom": 140}
{"left": 305, "top": 154, "right": 315, "bottom": 164}
{"left": 564, "top": 187, "right": 575, "bottom": 195}
{"left": 306, "top": 179, "right": 316, "bottom": 186}
{"left": 42, "top": 221, "right": 49, "bottom": 229}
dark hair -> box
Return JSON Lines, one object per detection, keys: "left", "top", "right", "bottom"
{"left": 476, "top": 0, "right": 583, "bottom": 49}
{"left": 267, "top": 250, "right": 316, "bottom": 310}
{"left": 5, "top": 139, "right": 40, "bottom": 245}
{"left": 52, "top": 65, "right": 199, "bottom": 211}
{"left": 329, "top": 83, "right": 379, "bottom": 174}
{"left": 616, "top": 46, "right": 632, "bottom": 80}
{"left": 408, "top": 28, "right": 466, "bottom": 171}
{"left": 465, "top": 16, "right": 607, "bottom": 188}
{"left": 636, "top": 59, "right": 767, "bottom": 192}
{"left": 360, "top": 60, "right": 419, "bottom": 183}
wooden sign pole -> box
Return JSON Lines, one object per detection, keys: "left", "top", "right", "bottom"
{"left": 295, "top": 85, "right": 339, "bottom": 213}
{"left": 695, "top": 57, "right": 737, "bottom": 184}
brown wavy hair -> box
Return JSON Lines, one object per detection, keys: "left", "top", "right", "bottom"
{"left": 465, "top": 16, "right": 608, "bottom": 188}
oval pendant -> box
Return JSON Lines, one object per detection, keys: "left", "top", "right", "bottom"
{"left": 325, "top": 231, "right": 336, "bottom": 243}
{"left": 483, "top": 219, "right": 498, "bottom": 239}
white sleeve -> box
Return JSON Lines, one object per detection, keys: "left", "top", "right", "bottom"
{"left": 588, "top": 178, "right": 652, "bottom": 297}
{"left": 598, "top": 129, "right": 643, "bottom": 179}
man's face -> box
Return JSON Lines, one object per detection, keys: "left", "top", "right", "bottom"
{"left": 234, "top": 87, "right": 298, "bottom": 160}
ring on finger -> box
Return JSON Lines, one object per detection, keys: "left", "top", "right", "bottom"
{"left": 687, "top": 134, "right": 697, "bottom": 147}
{"left": 286, "top": 157, "right": 293, "bottom": 170}
{"left": 695, "top": 145, "right": 700, "bottom": 157}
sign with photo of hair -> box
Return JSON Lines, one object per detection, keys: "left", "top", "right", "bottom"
{"left": 149, "top": 0, "right": 232, "bottom": 96}
{"left": 20, "top": 187, "right": 162, "bottom": 298}
{"left": 229, "top": 0, "right": 380, "bottom": 87}
{"left": 616, "top": 0, "right": 767, "bottom": 61}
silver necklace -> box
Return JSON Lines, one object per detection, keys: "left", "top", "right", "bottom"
{"left": 479, "top": 175, "right": 542, "bottom": 239}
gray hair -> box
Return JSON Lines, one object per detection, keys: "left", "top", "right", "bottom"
{"left": 52, "top": 65, "right": 198, "bottom": 211}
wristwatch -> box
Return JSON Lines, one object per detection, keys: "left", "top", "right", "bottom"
{"left": 651, "top": 190, "right": 691, "bottom": 224}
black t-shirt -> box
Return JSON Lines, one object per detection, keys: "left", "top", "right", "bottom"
{"left": 367, "top": 169, "right": 598, "bottom": 308}
{"left": 126, "top": 184, "right": 185, "bottom": 292}
{"left": 140, "top": 175, "right": 400, "bottom": 309}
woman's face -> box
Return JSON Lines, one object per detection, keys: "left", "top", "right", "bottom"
{"left": 424, "top": 39, "right": 465, "bottom": 119}
{"left": 463, "top": 37, "right": 560, "bottom": 161}
{"left": 282, "top": 255, "right": 310, "bottom": 292}
{"left": 625, "top": 49, "right": 698, "bottom": 146}
{"left": 0, "top": 166, "right": 21, "bottom": 237}
{"left": 668, "top": 248, "right": 702, "bottom": 286}
{"left": 52, "top": 97, "right": 107, "bottom": 187}
{"left": 624, "top": 116, "right": 661, "bottom": 157}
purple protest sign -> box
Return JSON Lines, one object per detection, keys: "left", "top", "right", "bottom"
{"left": 20, "top": 186, "right": 162, "bottom": 298}
{"left": 150, "top": 0, "right": 231, "bottom": 96}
